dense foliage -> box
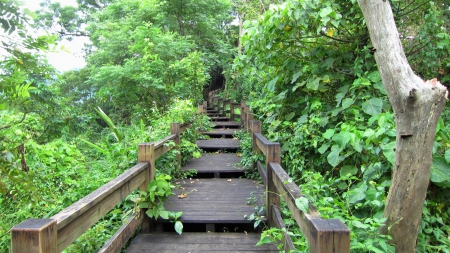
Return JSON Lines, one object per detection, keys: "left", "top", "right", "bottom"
{"left": 1, "top": 0, "right": 232, "bottom": 251}
{"left": 228, "top": 0, "right": 450, "bottom": 252}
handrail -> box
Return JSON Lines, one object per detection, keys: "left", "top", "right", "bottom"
{"left": 11, "top": 122, "right": 191, "bottom": 253}
{"left": 244, "top": 112, "right": 350, "bottom": 252}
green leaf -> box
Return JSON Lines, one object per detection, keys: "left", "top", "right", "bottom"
{"left": 327, "top": 145, "right": 342, "bottom": 167}
{"left": 349, "top": 184, "right": 368, "bottom": 204}
{"left": 319, "top": 6, "right": 333, "bottom": 18}
{"left": 340, "top": 165, "right": 357, "bottom": 177}
{"left": 382, "top": 141, "right": 396, "bottom": 165}
{"left": 333, "top": 132, "right": 351, "bottom": 148}
{"left": 256, "top": 236, "right": 273, "bottom": 246}
{"left": 306, "top": 77, "right": 320, "bottom": 90}
{"left": 341, "top": 98, "right": 354, "bottom": 109}
{"left": 445, "top": 150, "right": 450, "bottom": 164}
{"left": 159, "top": 210, "right": 169, "bottom": 219}
{"left": 174, "top": 221, "right": 183, "bottom": 235}
{"left": 362, "top": 98, "right": 383, "bottom": 116}
{"left": 295, "top": 196, "right": 309, "bottom": 213}
{"left": 318, "top": 143, "right": 330, "bottom": 154}
{"left": 431, "top": 157, "right": 450, "bottom": 188}
{"left": 291, "top": 70, "right": 302, "bottom": 83}
{"left": 95, "top": 107, "right": 123, "bottom": 142}
{"left": 267, "top": 76, "right": 279, "bottom": 92}
{"left": 323, "top": 129, "right": 335, "bottom": 139}
{"left": 193, "top": 151, "right": 201, "bottom": 158}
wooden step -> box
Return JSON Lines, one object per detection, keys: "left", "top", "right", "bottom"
{"left": 126, "top": 232, "right": 278, "bottom": 252}
{"left": 197, "top": 139, "right": 240, "bottom": 150}
{"left": 207, "top": 113, "right": 224, "bottom": 117}
{"left": 210, "top": 116, "right": 230, "bottom": 121}
{"left": 163, "top": 178, "right": 265, "bottom": 223}
{"left": 212, "top": 121, "right": 241, "bottom": 128}
{"left": 202, "top": 129, "right": 238, "bottom": 137}
{"left": 183, "top": 153, "right": 245, "bottom": 174}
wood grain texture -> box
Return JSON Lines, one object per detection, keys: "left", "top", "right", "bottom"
{"left": 126, "top": 232, "right": 278, "bottom": 253}
{"left": 182, "top": 153, "right": 245, "bottom": 173}
{"left": 98, "top": 211, "right": 144, "bottom": 253}
{"left": 196, "top": 139, "right": 240, "bottom": 149}
{"left": 212, "top": 121, "right": 241, "bottom": 128}
{"left": 163, "top": 178, "right": 265, "bottom": 223}
{"left": 202, "top": 129, "right": 238, "bottom": 136}
{"left": 51, "top": 163, "right": 149, "bottom": 252}
{"left": 11, "top": 219, "right": 57, "bottom": 253}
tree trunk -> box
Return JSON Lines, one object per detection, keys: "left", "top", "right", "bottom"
{"left": 357, "top": 1, "right": 448, "bottom": 252}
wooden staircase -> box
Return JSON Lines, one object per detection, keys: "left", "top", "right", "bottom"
{"left": 10, "top": 91, "right": 350, "bottom": 253}
{"left": 125, "top": 102, "right": 278, "bottom": 252}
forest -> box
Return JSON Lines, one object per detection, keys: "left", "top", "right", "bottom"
{"left": 1, "top": 0, "right": 450, "bottom": 252}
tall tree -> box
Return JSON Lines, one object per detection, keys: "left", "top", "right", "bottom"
{"left": 358, "top": 1, "right": 448, "bottom": 251}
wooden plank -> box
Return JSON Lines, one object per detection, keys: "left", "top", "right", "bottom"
{"left": 257, "top": 161, "right": 266, "bottom": 185}
{"left": 98, "top": 211, "right": 144, "bottom": 253}
{"left": 202, "top": 129, "right": 238, "bottom": 136}
{"left": 51, "top": 163, "right": 149, "bottom": 252}
{"left": 196, "top": 139, "right": 240, "bottom": 149}
{"left": 182, "top": 153, "right": 245, "bottom": 173}
{"left": 11, "top": 219, "right": 57, "bottom": 253}
{"left": 163, "top": 178, "right": 265, "bottom": 223}
{"left": 266, "top": 144, "right": 280, "bottom": 227}
{"left": 271, "top": 205, "right": 296, "bottom": 253}
{"left": 254, "top": 133, "right": 269, "bottom": 156}
{"left": 212, "top": 121, "right": 241, "bottom": 128}
{"left": 126, "top": 232, "right": 278, "bottom": 252}
{"left": 153, "top": 134, "right": 177, "bottom": 159}
{"left": 268, "top": 162, "right": 318, "bottom": 244}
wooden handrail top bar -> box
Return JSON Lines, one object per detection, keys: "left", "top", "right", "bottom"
{"left": 52, "top": 162, "right": 149, "bottom": 229}
{"left": 254, "top": 133, "right": 279, "bottom": 156}
{"left": 153, "top": 134, "right": 177, "bottom": 150}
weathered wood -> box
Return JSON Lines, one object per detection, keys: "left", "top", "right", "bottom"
{"left": 257, "top": 161, "right": 266, "bottom": 185}
{"left": 198, "top": 104, "right": 204, "bottom": 114}
{"left": 138, "top": 143, "right": 155, "bottom": 233}
{"left": 271, "top": 205, "right": 296, "bottom": 253}
{"left": 163, "top": 178, "right": 265, "bottom": 223}
{"left": 170, "top": 123, "right": 181, "bottom": 168}
{"left": 182, "top": 153, "right": 245, "bottom": 173}
{"left": 11, "top": 219, "right": 57, "bottom": 253}
{"left": 196, "top": 139, "right": 240, "bottom": 149}
{"left": 126, "top": 232, "right": 278, "bottom": 253}
{"left": 212, "top": 121, "right": 241, "bottom": 128}
{"left": 265, "top": 144, "right": 281, "bottom": 227}
{"left": 179, "top": 123, "right": 190, "bottom": 134}
{"left": 202, "top": 129, "right": 238, "bottom": 136}
{"left": 153, "top": 134, "right": 177, "bottom": 159}
{"left": 269, "top": 162, "right": 350, "bottom": 253}
{"left": 51, "top": 163, "right": 149, "bottom": 252}
{"left": 254, "top": 133, "right": 271, "bottom": 157}
{"left": 98, "top": 211, "right": 144, "bottom": 253}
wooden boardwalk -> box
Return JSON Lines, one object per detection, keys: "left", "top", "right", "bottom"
{"left": 126, "top": 105, "right": 277, "bottom": 252}
{"left": 11, "top": 95, "right": 350, "bottom": 253}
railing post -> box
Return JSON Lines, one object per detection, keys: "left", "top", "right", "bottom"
{"left": 198, "top": 104, "right": 204, "bottom": 114}
{"left": 218, "top": 98, "right": 224, "bottom": 115}
{"left": 250, "top": 120, "right": 261, "bottom": 172}
{"left": 138, "top": 142, "right": 155, "bottom": 233}
{"left": 11, "top": 218, "right": 57, "bottom": 253}
{"left": 170, "top": 122, "right": 181, "bottom": 168}
{"left": 230, "top": 99, "right": 235, "bottom": 121}
{"left": 203, "top": 101, "right": 207, "bottom": 112}
{"left": 244, "top": 106, "right": 250, "bottom": 131}
{"left": 266, "top": 143, "right": 281, "bottom": 228}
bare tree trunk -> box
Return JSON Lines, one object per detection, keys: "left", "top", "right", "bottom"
{"left": 357, "top": 1, "right": 448, "bottom": 252}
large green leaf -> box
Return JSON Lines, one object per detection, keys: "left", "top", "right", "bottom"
{"left": 362, "top": 98, "right": 383, "bottom": 116}
{"left": 295, "top": 196, "right": 309, "bottom": 214}
{"left": 431, "top": 157, "right": 450, "bottom": 188}
{"left": 382, "top": 141, "right": 396, "bottom": 165}
{"left": 340, "top": 165, "right": 358, "bottom": 177}
{"left": 327, "top": 145, "right": 342, "bottom": 167}
{"left": 333, "top": 131, "right": 351, "bottom": 148}
{"left": 174, "top": 221, "right": 183, "bottom": 235}
{"left": 349, "top": 184, "right": 368, "bottom": 204}
{"left": 267, "top": 76, "right": 279, "bottom": 92}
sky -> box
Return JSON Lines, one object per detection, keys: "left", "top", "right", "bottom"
{"left": 22, "top": 0, "right": 88, "bottom": 72}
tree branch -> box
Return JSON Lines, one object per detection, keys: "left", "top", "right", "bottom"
{"left": 0, "top": 112, "right": 27, "bottom": 131}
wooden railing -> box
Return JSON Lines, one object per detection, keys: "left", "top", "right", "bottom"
{"left": 208, "top": 96, "right": 350, "bottom": 253}
{"left": 11, "top": 122, "right": 190, "bottom": 253}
